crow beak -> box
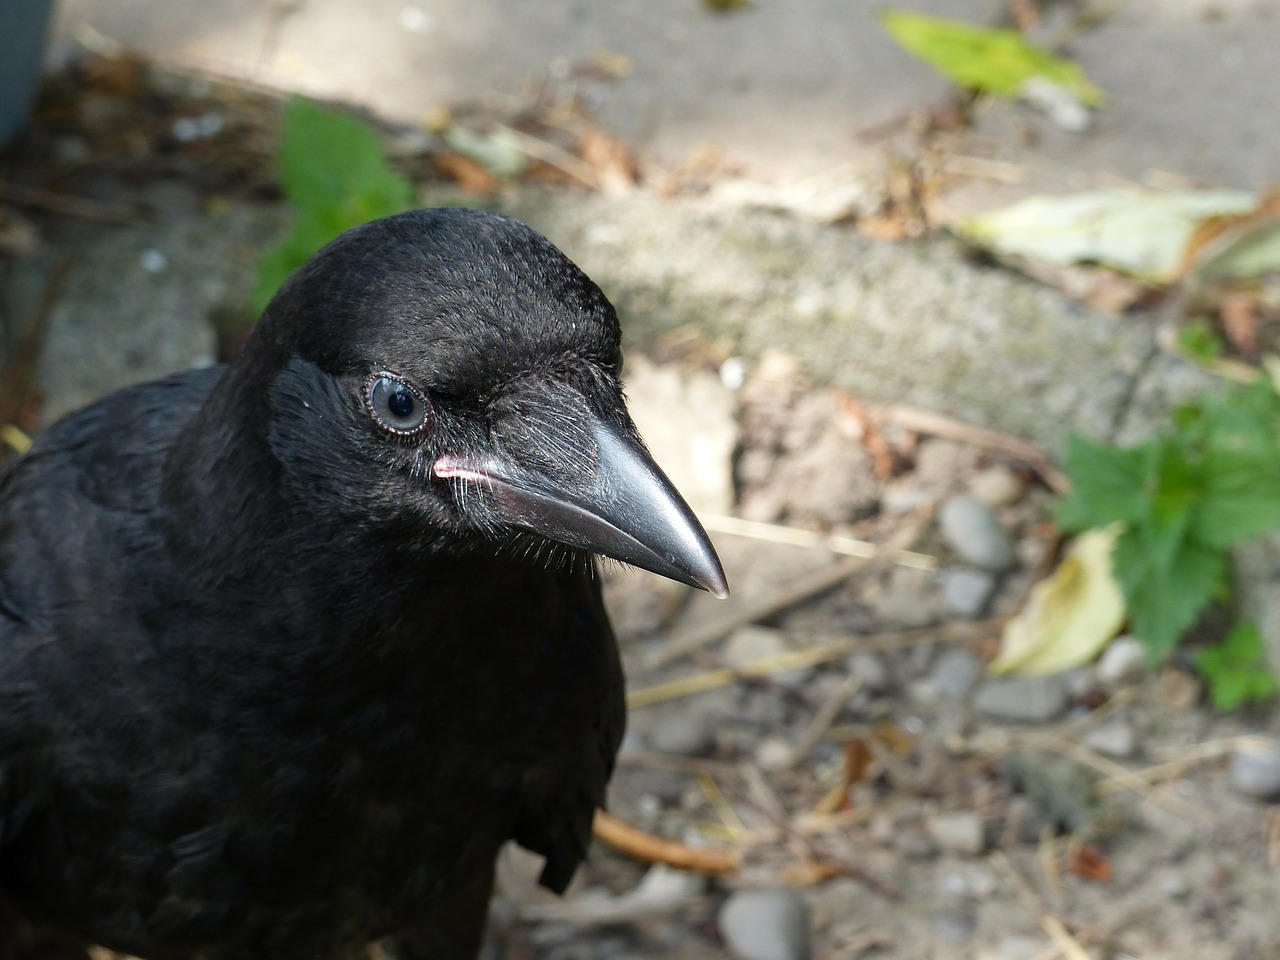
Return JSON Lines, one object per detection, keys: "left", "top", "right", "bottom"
{"left": 434, "top": 418, "right": 729, "bottom": 598}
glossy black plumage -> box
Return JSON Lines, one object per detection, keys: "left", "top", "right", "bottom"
{"left": 0, "top": 209, "right": 725, "bottom": 960}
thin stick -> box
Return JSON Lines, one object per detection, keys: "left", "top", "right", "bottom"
{"left": 698, "top": 513, "right": 936, "bottom": 570}
{"left": 0, "top": 183, "right": 145, "bottom": 226}
{"left": 780, "top": 674, "right": 863, "bottom": 770}
{"left": 0, "top": 257, "right": 74, "bottom": 442}
{"left": 874, "top": 404, "right": 1069, "bottom": 493}
{"left": 591, "top": 809, "right": 739, "bottom": 875}
{"left": 992, "top": 852, "right": 1096, "bottom": 960}
{"left": 492, "top": 124, "right": 602, "bottom": 189}
{"left": 629, "top": 618, "right": 1003, "bottom": 709}
{"left": 647, "top": 511, "right": 932, "bottom": 669}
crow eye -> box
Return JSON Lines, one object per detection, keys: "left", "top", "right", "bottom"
{"left": 365, "top": 375, "right": 429, "bottom": 436}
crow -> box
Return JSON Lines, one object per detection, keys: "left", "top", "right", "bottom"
{"left": 0, "top": 208, "right": 727, "bottom": 960}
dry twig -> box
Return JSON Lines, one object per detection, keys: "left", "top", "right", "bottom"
{"left": 647, "top": 510, "right": 933, "bottom": 669}
{"left": 591, "top": 809, "right": 739, "bottom": 875}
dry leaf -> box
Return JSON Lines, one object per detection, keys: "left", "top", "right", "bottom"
{"left": 433, "top": 152, "right": 499, "bottom": 195}
{"left": 1066, "top": 843, "right": 1112, "bottom": 883}
{"left": 990, "top": 526, "right": 1125, "bottom": 676}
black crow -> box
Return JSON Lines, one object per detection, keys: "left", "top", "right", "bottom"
{"left": 0, "top": 208, "right": 727, "bottom": 960}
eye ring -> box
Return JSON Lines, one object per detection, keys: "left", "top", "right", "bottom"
{"left": 364, "top": 373, "right": 430, "bottom": 436}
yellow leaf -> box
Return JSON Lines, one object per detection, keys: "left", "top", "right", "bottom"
{"left": 990, "top": 526, "right": 1126, "bottom": 676}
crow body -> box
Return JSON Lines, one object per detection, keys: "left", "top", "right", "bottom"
{"left": 0, "top": 209, "right": 725, "bottom": 960}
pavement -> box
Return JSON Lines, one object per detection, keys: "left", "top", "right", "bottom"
{"left": 48, "top": 0, "right": 1280, "bottom": 203}
{"left": 5, "top": 0, "right": 1274, "bottom": 450}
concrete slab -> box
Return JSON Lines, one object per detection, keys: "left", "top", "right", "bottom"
{"left": 52, "top": 0, "right": 1000, "bottom": 181}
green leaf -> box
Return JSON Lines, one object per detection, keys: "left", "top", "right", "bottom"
{"left": 1177, "top": 321, "right": 1223, "bottom": 362}
{"left": 254, "top": 97, "right": 417, "bottom": 315}
{"left": 878, "top": 10, "right": 1103, "bottom": 105}
{"left": 1113, "top": 528, "right": 1224, "bottom": 662}
{"left": 1194, "top": 623, "right": 1278, "bottom": 710}
{"left": 1055, "top": 434, "right": 1150, "bottom": 531}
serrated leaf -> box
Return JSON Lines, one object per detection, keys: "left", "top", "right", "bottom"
{"left": 1055, "top": 434, "right": 1149, "bottom": 531}
{"left": 254, "top": 97, "right": 417, "bottom": 315}
{"left": 1194, "top": 623, "right": 1278, "bottom": 710}
{"left": 1192, "top": 449, "right": 1280, "bottom": 548}
{"left": 991, "top": 526, "right": 1126, "bottom": 676}
{"left": 878, "top": 10, "right": 1102, "bottom": 105}
{"left": 1114, "top": 529, "right": 1224, "bottom": 661}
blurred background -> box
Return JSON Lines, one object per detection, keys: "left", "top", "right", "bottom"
{"left": 3, "top": 2, "right": 1280, "bottom": 958}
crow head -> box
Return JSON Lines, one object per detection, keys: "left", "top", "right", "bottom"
{"left": 231, "top": 208, "right": 726, "bottom": 596}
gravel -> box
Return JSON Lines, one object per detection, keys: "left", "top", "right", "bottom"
{"left": 718, "top": 888, "right": 814, "bottom": 960}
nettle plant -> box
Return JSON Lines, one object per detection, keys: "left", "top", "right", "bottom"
{"left": 1057, "top": 378, "right": 1280, "bottom": 709}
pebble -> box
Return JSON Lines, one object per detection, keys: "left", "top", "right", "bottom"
{"left": 938, "top": 496, "right": 1016, "bottom": 571}
{"left": 968, "top": 464, "right": 1024, "bottom": 507}
{"left": 643, "top": 706, "right": 715, "bottom": 756}
{"left": 755, "top": 736, "right": 795, "bottom": 772}
{"left": 931, "top": 649, "right": 984, "bottom": 700}
{"left": 722, "top": 626, "right": 811, "bottom": 686}
{"left": 718, "top": 888, "right": 814, "bottom": 960}
{"left": 939, "top": 566, "right": 997, "bottom": 618}
{"left": 846, "top": 651, "right": 892, "bottom": 693}
{"left": 1083, "top": 719, "right": 1138, "bottom": 759}
{"left": 926, "top": 810, "right": 985, "bottom": 855}
{"left": 1097, "top": 635, "right": 1148, "bottom": 687}
{"left": 931, "top": 906, "right": 977, "bottom": 943}
{"left": 972, "top": 674, "right": 1070, "bottom": 723}
{"left": 1229, "top": 739, "right": 1280, "bottom": 800}
{"left": 871, "top": 565, "right": 936, "bottom": 628}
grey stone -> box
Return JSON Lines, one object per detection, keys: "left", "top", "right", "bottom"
{"left": 931, "top": 649, "right": 984, "bottom": 700}
{"left": 723, "top": 626, "right": 808, "bottom": 687}
{"left": 718, "top": 888, "right": 813, "bottom": 960}
{"left": 939, "top": 567, "right": 998, "bottom": 618}
{"left": 973, "top": 675, "right": 1070, "bottom": 723}
{"left": 926, "top": 810, "right": 985, "bottom": 856}
{"left": 754, "top": 736, "right": 795, "bottom": 772}
{"left": 846, "top": 651, "right": 891, "bottom": 693}
{"left": 871, "top": 565, "right": 936, "bottom": 628}
{"left": 1083, "top": 719, "right": 1138, "bottom": 759}
{"left": 938, "top": 496, "right": 1016, "bottom": 572}
{"left": 1097, "top": 635, "right": 1149, "bottom": 687}
{"left": 1229, "top": 740, "right": 1280, "bottom": 801}
{"left": 643, "top": 708, "right": 714, "bottom": 756}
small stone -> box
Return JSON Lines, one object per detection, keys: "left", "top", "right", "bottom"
{"left": 926, "top": 810, "right": 985, "bottom": 855}
{"left": 1155, "top": 666, "right": 1201, "bottom": 709}
{"left": 913, "top": 438, "right": 966, "bottom": 487}
{"left": 718, "top": 888, "right": 813, "bottom": 960}
{"left": 644, "top": 706, "right": 715, "bottom": 756}
{"left": 871, "top": 565, "right": 936, "bottom": 628}
{"left": 892, "top": 827, "right": 937, "bottom": 861}
{"left": 846, "top": 651, "right": 891, "bottom": 693}
{"left": 1158, "top": 872, "right": 1191, "bottom": 899}
{"left": 968, "top": 464, "right": 1024, "bottom": 507}
{"left": 931, "top": 649, "right": 984, "bottom": 700}
{"left": 931, "top": 906, "right": 977, "bottom": 942}
{"left": 938, "top": 496, "right": 1016, "bottom": 571}
{"left": 973, "top": 674, "right": 1070, "bottom": 723}
{"left": 1097, "top": 635, "right": 1148, "bottom": 687}
{"left": 723, "top": 626, "right": 788, "bottom": 667}
{"left": 1229, "top": 740, "right": 1280, "bottom": 800}
{"left": 939, "top": 566, "right": 997, "bottom": 618}
{"left": 1083, "top": 719, "right": 1138, "bottom": 759}
{"left": 755, "top": 736, "right": 795, "bottom": 772}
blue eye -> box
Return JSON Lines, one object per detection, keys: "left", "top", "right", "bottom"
{"left": 366, "top": 375, "right": 429, "bottom": 435}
